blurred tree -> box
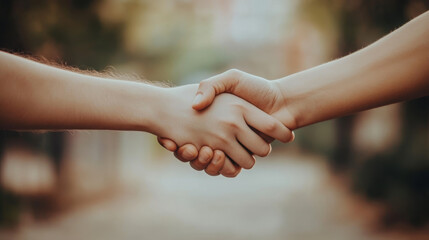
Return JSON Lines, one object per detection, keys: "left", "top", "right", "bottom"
{"left": 300, "top": 0, "right": 429, "bottom": 227}
{"left": 0, "top": 0, "right": 126, "bottom": 226}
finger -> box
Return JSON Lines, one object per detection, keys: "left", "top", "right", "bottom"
{"left": 192, "top": 70, "right": 241, "bottom": 111}
{"left": 224, "top": 141, "right": 256, "bottom": 170}
{"left": 197, "top": 146, "right": 214, "bottom": 167}
{"left": 174, "top": 144, "right": 198, "bottom": 162}
{"left": 220, "top": 157, "right": 241, "bottom": 178}
{"left": 291, "top": 131, "right": 296, "bottom": 142}
{"left": 243, "top": 106, "right": 293, "bottom": 143}
{"left": 236, "top": 126, "right": 272, "bottom": 157}
{"left": 252, "top": 128, "right": 274, "bottom": 143}
{"left": 205, "top": 150, "right": 225, "bottom": 176}
{"left": 190, "top": 159, "right": 204, "bottom": 171}
{"left": 189, "top": 146, "right": 213, "bottom": 171}
{"left": 258, "top": 132, "right": 275, "bottom": 143}
{"left": 157, "top": 137, "right": 177, "bottom": 152}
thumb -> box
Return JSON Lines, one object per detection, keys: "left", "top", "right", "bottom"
{"left": 192, "top": 80, "right": 218, "bottom": 111}
{"left": 157, "top": 137, "right": 178, "bottom": 152}
{"left": 192, "top": 70, "right": 240, "bottom": 110}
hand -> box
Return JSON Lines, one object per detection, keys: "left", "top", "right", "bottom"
{"left": 193, "top": 69, "right": 291, "bottom": 122}
{"left": 159, "top": 70, "right": 296, "bottom": 175}
{"left": 158, "top": 125, "right": 279, "bottom": 177}
{"left": 157, "top": 139, "right": 241, "bottom": 177}
{"left": 155, "top": 84, "right": 292, "bottom": 176}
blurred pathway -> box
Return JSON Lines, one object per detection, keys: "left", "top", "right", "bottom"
{"left": 0, "top": 151, "right": 420, "bottom": 240}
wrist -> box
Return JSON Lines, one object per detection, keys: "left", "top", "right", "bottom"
{"left": 145, "top": 84, "right": 200, "bottom": 141}
{"left": 129, "top": 83, "right": 170, "bottom": 134}
{"left": 96, "top": 78, "right": 168, "bottom": 134}
{"left": 273, "top": 57, "right": 355, "bottom": 129}
{"left": 271, "top": 78, "right": 299, "bottom": 130}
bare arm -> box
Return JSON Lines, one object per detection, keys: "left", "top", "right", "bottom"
{"left": 275, "top": 10, "right": 429, "bottom": 129}
{"left": 0, "top": 52, "right": 291, "bottom": 177}
{"left": 168, "top": 11, "right": 429, "bottom": 164}
{"left": 192, "top": 10, "right": 429, "bottom": 130}
{"left": 0, "top": 51, "right": 158, "bottom": 131}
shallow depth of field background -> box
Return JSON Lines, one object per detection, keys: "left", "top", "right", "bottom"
{"left": 0, "top": 1, "right": 428, "bottom": 239}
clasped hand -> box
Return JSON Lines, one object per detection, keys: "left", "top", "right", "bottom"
{"left": 157, "top": 70, "right": 295, "bottom": 177}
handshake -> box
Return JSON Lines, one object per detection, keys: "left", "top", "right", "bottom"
{"left": 1, "top": 11, "right": 427, "bottom": 176}
{"left": 155, "top": 70, "right": 296, "bottom": 178}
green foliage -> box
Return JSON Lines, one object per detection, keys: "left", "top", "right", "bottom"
{"left": 353, "top": 153, "right": 429, "bottom": 227}
{"left": 0, "top": 0, "right": 124, "bottom": 69}
{"left": 0, "top": 189, "right": 21, "bottom": 227}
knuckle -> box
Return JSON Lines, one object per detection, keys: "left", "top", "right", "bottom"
{"left": 199, "top": 79, "right": 209, "bottom": 88}
{"left": 220, "top": 118, "right": 241, "bottom": 131}
{"left": 224, "top": 69, "right": 242, "bottom": 90}
{"left": 231, "top": 101, "right": 246, "bottom": 111}
{"left": 214, "top": 126, "right": 234, "bottom": 143}
{"left": 226, "top": 121, "right": 240, "bottom": 130}
{"left": 215, "top": 134, "right": 229, "bottom": 146}
{"left": 264, "top": 120, "right": 278, "bottom": 133}
{"left": 225, "top": 69, "right": 242, "bottom": 78}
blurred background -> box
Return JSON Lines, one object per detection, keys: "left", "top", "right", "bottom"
{"left": 0, "top": 0, "right": 428, "bottom": 239}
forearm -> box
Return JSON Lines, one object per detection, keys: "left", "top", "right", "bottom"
{"left": 275, "top": 11, "right": 429, "bottom": 129}
{"left": 0, "top": 51, "right": 162, "bottom": 132}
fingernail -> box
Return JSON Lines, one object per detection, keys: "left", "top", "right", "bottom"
{"left": 198, "top": 153, "right": 210, "bottom": 164}
{"left": 212, "top": 154, "right": 220, "bottom": 164}
{"left": 165, "top": 141, "right": 174, "bottom": 149}
{"left": 183, "top": 148, "right": 195, "bottom": 160}
{"left": 288, "top": 132, "right": 295, "bottom": 142}
{"left": 193, "top": 93, "right": 203, "bottom": 106}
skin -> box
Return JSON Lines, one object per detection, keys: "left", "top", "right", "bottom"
{"left": 0, "top": 51, "right": 293, "bottom": 177}
{"left": 162, "top": 10, "right": 429, "bottom": 174}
